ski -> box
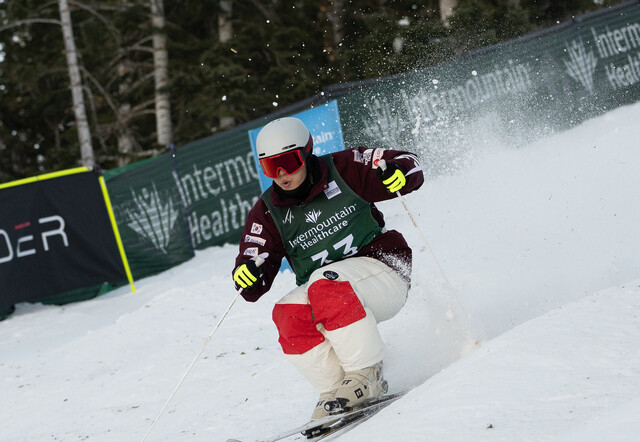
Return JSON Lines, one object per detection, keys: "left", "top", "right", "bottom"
{"left": 260, "top": 391, "right": 407, "bottom": 442}
{"left": 305, "top": 393, "right": 404, "bottom": 440}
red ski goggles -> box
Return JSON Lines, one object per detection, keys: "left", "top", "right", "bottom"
{"left": 259, "top": 148, "right": 310, "bottom": 178}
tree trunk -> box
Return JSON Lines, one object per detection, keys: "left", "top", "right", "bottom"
{"left": 219, "top": 0, "right": 235, "bottom": 130}
{"left": 219, "top": 0, "right": 233, "bottom": 42}
{"left": 439, "top": 0, "right": 457, "bottom": 25}
{"left": 150, "top": 0, "right": 172, "bottom": 148}
{"left": 327, "top": 0, "right": 344, "bottom": 48}
{"left": 58, "top": 0, "right": 94, "bottom": 167}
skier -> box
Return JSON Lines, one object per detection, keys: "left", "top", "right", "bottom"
{"left": 232, "top": 117, "right": 424, "bottom": 420}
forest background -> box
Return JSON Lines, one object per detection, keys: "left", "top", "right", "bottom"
{"left": 0, "top": 0, "right": 627, "bottom": 183}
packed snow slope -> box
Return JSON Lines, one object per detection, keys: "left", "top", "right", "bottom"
{"left": 1, "top": 101, "right": 640, "bottom": 442}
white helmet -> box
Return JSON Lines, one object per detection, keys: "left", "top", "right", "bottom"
{"left": 256, "top": 117, "right": 313, "bottom": 160}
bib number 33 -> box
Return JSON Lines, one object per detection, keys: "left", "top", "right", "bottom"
{"left": 310, "top": 234, "right": 358, "bottom": 266}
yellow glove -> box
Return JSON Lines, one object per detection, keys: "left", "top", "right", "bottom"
{"left": 233, "top": 260, "right": 261, "bottom": 289}
{"left": 377, "top": 162, "right": 406, "bottom": 193}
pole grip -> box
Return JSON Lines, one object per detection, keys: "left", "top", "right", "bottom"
{"left": 253, "top": 255, "right": 266, "bottom": 268}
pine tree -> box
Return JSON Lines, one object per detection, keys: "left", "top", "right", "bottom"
{"left": 1, "top": 0, "right": 630, "bottom": 182}
{"left": 1, "top": 0, "right": 80, "bottom": 178}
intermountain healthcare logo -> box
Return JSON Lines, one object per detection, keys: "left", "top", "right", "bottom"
{"left": 359, "top": 59, "right": 534, "bottom": 153}
{"left": 305, "top": 209, "right": 322, "bottom": 224}
{"left": 126, "top": 183, "right": 179, "bottom": 254}
{"left": 564, "top": 38, "right": 598, "bottom": 94}
{"left": 565, "top": 23, "right": 640, "bottom": 92}
{"left": 288, "top": 205, "right": 356, "bottom": 250}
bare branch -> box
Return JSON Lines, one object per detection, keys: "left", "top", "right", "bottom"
{"left": 79, "top": 66, "right": 120, "bottom": 116}
{"left": 0, "top": 19, "right": 61, "bottom": 33}
{"left": 127, "top": 98, "right": 156, "bottom": 117}
{"left": 118, "top": 71, "right": 156, "bottom": 96}
{"left": 127, "top": 43, "right": 155, "bottom": 54}
{"left": 68, "top": 0, "right": 121, "bottom": 46}
{"left": 67, "top": 0, "right": 127, "bottom": 13}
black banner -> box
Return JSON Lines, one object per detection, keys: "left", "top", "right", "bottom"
{"left": 0, "top": 171, "right": 127, "bottom": 312}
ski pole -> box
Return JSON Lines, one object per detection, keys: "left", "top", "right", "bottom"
{"left": 141, "top": 254, "right": 266, "bottom": 442}
{"left": 379, "top": 160, "right": 470, "bottom": 329}
{"left": 379, "top": 160, "right": 434, "bottom": 265}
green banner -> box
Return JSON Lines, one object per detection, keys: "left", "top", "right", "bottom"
{"left": 337, "top": 2, "right": 640, "bottom": 178}
{"left": 173, "top": 127, "right": 261, "bottom": 250}
{"left": 105, "top": 153, "right": 194, "bottom": 280}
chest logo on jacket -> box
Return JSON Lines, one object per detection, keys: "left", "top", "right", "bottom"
{"left": 304, "top": 209, "right": 323, "bottom": 224}
{"left": 283, "top": 208, "right": 294, "bottom": 225}
{"left": 288, "top": 204, "right": 357, "bottom": 251}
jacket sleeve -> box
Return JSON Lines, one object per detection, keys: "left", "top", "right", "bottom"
{"left": 232, "top": 198, "right": 286, "bottom": 302}
{"left": 332, "top": 147, "right": 424, "bottom": 203}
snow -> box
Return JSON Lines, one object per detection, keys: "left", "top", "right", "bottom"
{"left": 2, "top": 101, "right": 640, "bottom": 442}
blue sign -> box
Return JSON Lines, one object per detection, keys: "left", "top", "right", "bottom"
{"left": 248, "top": 100, "right": 346, "bottom": 192}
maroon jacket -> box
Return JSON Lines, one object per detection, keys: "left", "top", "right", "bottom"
{"left": 233, "top": 147, "right": 424, "bottom": 302}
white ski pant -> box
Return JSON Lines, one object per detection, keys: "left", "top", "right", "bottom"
{"left": 272, "top": 257, "right": 408, "bottom": 392}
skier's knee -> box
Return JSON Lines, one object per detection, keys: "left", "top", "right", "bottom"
{"left": 308, "top": 279, "right": 366, "bottom": 331}
{"left": 272, "top": 303, "right": 325, "bottom": 355}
